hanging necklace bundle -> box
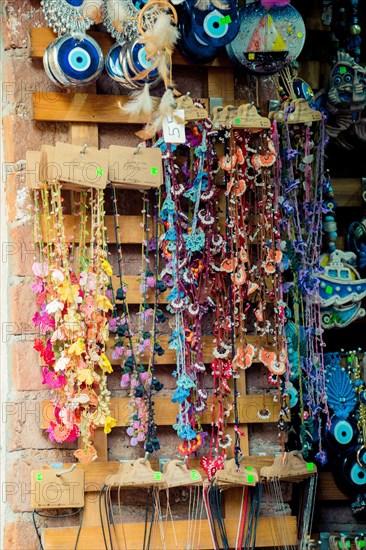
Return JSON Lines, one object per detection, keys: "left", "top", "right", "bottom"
{"left": 202, "top": 105, "right": 287, "bottom": 479}
{"left": 109, "top": 185, "right": 165, "bottom": 453}
{"left": 158, "top": 117, "right": 217, "bottom": 457}
{"left": 272, "top": 102, "right": 329, "bottom": 462}
{"left": 203, "top": 459, "right": 261, "bottom": 550}
{"left": 41, "top": 0, "right": 104, "bottom": 87}
{"left": 32, "top": 185, "right": 115, "bottom": 463}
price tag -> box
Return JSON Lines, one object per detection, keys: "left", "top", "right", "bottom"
{"left": 154, "top": 472, "right": 162, "bottom": 481}
{"left": 191, "top": 470, "right": 200, "bottom": 481}
{"left": 55, "top": 142, "right": 109, "bottom": 190}
{"left": 109, "top": 145, "right": 163, "bottom": 188}
{"left": 163, "top": 109, "right": 186, "bottom": 144}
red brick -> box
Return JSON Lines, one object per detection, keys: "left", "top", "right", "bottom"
{"left": 3, "top": 522, "right": 38, "bottom": 550}
{"left": 11, "top": 340, "right": 42, "bottom": 391}
{"left": 9, "top": 280, "right": 36, "bottom": 335}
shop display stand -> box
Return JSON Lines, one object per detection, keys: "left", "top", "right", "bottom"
{"left": 29, "top": 27, "right": 350, "bottom": 550}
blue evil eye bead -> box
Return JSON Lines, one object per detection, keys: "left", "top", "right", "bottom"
{"left": 350, "top": 461, "right": 366, "bottom": 486}
{"left": 43, "top": 41, "right": 63, "bottom": 87}
{"left": 189, "top": 1, "right": 240, "bottom": 48}
{"left": 65, "top": 0, "right": 84, "bottom": 5}
{"left": 105, "top": 43, "right": 137, "bottom": 89}
{"left": 131, "top": 0, "right": 148, "bottom": 8}
{"left": 203, "top": 10, "right": 232, "bottom": 39}
{"left": 293, "top": 78, "right": 314, "bottom": 103}
{"left": 126, "top": 40, "right": 159, "bottom": 80}
{"left": 50, "top": 34, "right": 104, "bottom": 87}
{"left": 325, "top": 416, "right": 357, "bottom": 452}
{"left": 178, "top": 9, "right": 220, "bottom": 63}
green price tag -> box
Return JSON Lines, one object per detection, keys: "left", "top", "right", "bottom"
{"left": 154, "top": 472, "right": 162, "bottom": 481}
{"left": 151, "top": 167, "right": 159, "bottom": 175}
{"left": 219, "top": 15, "right": 231, "bottom": 25}
{"left": 191, "top": 470, "right": 200, "bottom": 481}
{"left": 36, "top": 473, "right": 43, "bottom": 481}
{"left": 235, "top": 117, "right": 241, "bottom": 124}
{"left": 247, "top": 474, "right": 255, "bottom": 484}
{"left": 246, "top": 466, "right": 253, "bottom": 471}
{"left": 339, "top": 66, "right": 347, "bottom": 74}
{"left": 358, "top": 541, "right": 365, "bottom": 549}
{"left": 96, "top": 167, "right": 104, "bottom": 177}
{"left": 306, "top": 462, "right": 315, "bottom": 471}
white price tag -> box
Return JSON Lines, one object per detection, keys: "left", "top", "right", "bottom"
{"left": 163, "top": 109, "right": 186, "bottom": 144}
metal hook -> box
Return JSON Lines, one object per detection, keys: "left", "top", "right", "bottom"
{"left": 143, "top": 451, "right": 149, "bottom": 463}
{"left": 177, "top": 456, "right": 188, "bottom": 466}
{"left": 134, "top": 143, "right": 143, "bottom": 155}
{"left": 56, "top": 464, "right": 77, "bottom": 477}
{"left": 80, "top": 143, "right": 88, "bottom": 155}
{"left": 184, "top": 91, "right": 190, "bottom": 100}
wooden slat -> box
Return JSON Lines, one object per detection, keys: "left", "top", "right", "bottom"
{"left": 331, "top": 178, "right": 361, "bottom": 207}
{"left": 40, "top": 214, "right": 143, "bottom": 244}
{"left": 29, "top": 28, "right": 233, "bottom": 68}
{"left": 316, "top": 471, "right": 349, "bottom": 501}
{"left": 33, "top": 92, "right": 148, "bottom": 124}
{"left": 41, "top": 394, "right": 284, "bottom": 429}
{"left": 42, "top": 516, "right": 297, "bottom": 549}
{"left": 107, "top": 334, "right": 265, "bottom": 366}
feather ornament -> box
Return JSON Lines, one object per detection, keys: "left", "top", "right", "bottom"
{"left": 82, "top": 0, "right": 104, "bottom": 23}
{"left": 146, "top": 87, "right": 176, "bottom": 135}
{"left": 122, "top": 83, "right": 157, "bottom": 118}
{"left": 326, "top": 364, "right": 357, "bottom": 419}
{"left": 195, "top": 0, "right": 229, "bottom": 9}
{"left": 144, "top": 13, "right": 180, "bottom": 59}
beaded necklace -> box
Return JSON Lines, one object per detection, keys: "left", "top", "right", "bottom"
{"left": 109, "top": 185, "right": 165, "bottom": 453}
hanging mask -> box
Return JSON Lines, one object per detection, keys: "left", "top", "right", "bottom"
{"left": 178, "top": 0, "right": 240, "bottom": 63}
{"left": 327, "top": 51, "right": 366, "bottom": 110}
{"left": 43, "top": 34, "right": 104, "bottom": 88}
{"left": 226, "top": 3, "right": 305, "bottom": 74}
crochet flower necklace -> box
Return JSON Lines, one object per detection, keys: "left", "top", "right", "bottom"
{"left": 32, "top": 185, "right": 114, "bottom": 463}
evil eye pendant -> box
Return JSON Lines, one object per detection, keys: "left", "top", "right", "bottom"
{"left": 105, "top": 43, "right": 138, "bottom": 89}
{"left": 126, "top": 40, "right": 160, "bottom": 83}
{"left": 46, "top": 34, "right": 104, "bottom": 88}
{"left": 324, "top": 415, "right": 358, "bottom": 452}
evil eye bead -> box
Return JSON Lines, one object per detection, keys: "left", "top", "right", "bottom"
{"left": 203, "top": 10, "right": 230, "bottom": 39}
{"left": 49, "top": 34, "right": 104, "bottom": 87}
{"left": 349, "top": 461, "right": 366, "bottom": 486}
{"left": 65, "top": 0, "right": 84, "bottom": 5}
{"left": 127, "top": 40, "right": 159, "bottom": 80}
{"left": 332, "top": 419, "right": 355, "bottom": 445}
{"left": 43, "top": 41, "right": 63, "bottom": 87}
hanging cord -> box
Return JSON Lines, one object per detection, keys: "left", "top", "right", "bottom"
{"left": 32, "top": 507, "right": 84, "bottom": 550}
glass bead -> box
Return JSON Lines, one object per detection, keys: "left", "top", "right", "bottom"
{"left": 350, "top": 24, "right": 361, "bottom": 35}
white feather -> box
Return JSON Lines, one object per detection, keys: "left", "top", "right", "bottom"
{"left": 144, "top": 14, "right": 180, "bottom": 58}
{"left": 122, "top": 83, "right": 157, "bottom": 117}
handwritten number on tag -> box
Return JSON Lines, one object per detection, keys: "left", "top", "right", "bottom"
{"left": 163, "top": 110, "right": 186, "bottom": 144}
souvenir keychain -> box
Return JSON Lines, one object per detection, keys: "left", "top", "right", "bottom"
{"left": 42, "top": 0, "right": 104, "bottom": 87}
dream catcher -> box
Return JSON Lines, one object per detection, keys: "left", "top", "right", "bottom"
{"left": 177, "top": 0, "right": 240, "bottom": 64}
{"left": 105, "top": 0, "right": 179, "bottom": 119}
{"left": 42, "top": 0, "right": 104, "bottom": 87}
{"left": 31, "top": 185, "right": 114, "bottom": 463}
{"left": 226, "top": 2, "right": 305, "bottom": 74}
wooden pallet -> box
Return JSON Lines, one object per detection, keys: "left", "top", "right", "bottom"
{"left": 28, "top": 25, "right": 349, "bottom": 549}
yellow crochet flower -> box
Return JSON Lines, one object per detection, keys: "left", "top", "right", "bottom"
{"left": 77, "top": 368, "right": 94, "bottom": 385}
{"left": 97, "top": 295, "right": 113, "bottom": 311}
{"left": 101, "top": 259, "right": 113, "bottom": 277}
{"left": 100, "top": 353, "right": 113, "bottom": 373}
{"left": 104, "top": 416, "right": 117, "bottom": 434}
{"left": 67, "top": 337, "right": 86, "bottom": 356}
{"left": 58, "top": 280, "right": 80, "bottom": 303}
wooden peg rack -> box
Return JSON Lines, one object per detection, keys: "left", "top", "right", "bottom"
{"left": 29, "top": 26, "right": 350, "bottom": 549}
